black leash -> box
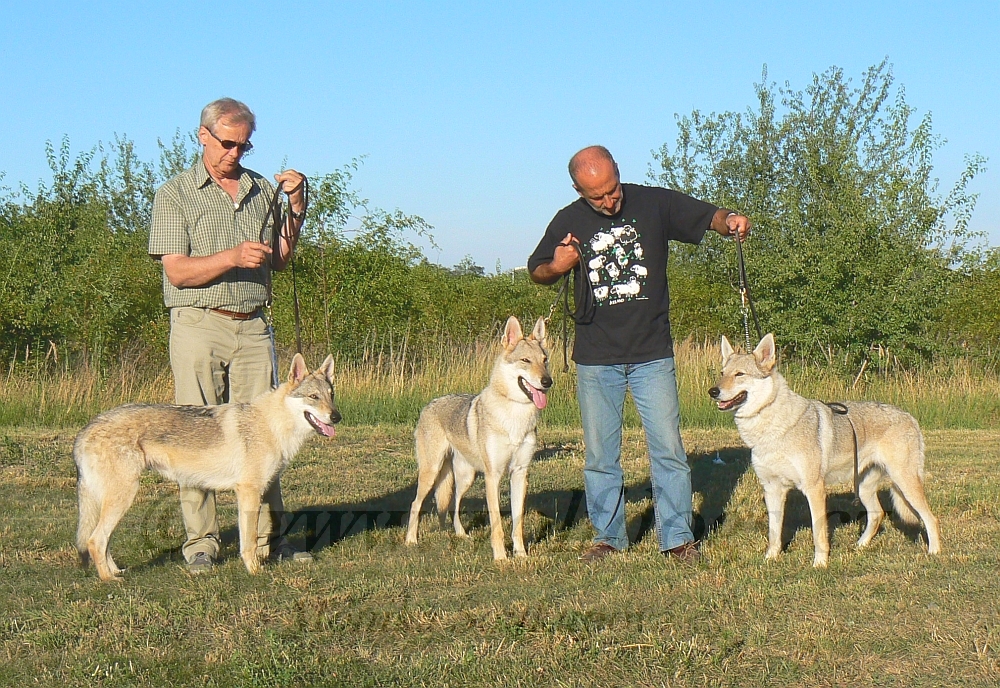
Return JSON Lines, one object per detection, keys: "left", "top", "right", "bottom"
{"left": 259, "top": 178, "right": 309, "bottom": 356}
{"left": 826, "top": 402, "right": 861, "bottom": 506}
{"left": 545, "top": 239, "right": 595, "bottom": 372}
{"left": 733, "top": 231, "right": 762, "bottom": 352}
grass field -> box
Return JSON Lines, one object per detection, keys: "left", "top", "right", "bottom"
{"left": 1, "top": 422, "right": 997, "bottom": 687}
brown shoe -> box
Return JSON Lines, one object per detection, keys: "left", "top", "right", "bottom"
{"left": 579, "top": 542, "right": 619, "bottom": 563}
{"left": 664, "top": 541, "right": 701, "bottom": 564}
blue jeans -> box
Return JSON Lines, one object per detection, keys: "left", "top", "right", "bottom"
{"left": 577, "top": 357, "right": 693, "bottom": 552}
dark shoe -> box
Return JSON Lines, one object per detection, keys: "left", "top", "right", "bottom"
{"left": 663, "top": 541, "right": 701, "bottom": 564}
{"left": 186, "top": 552, "right": 215, "bottom": 574}
{"left": 271, "top": 542, "right": 314, "bottom": 563}
{"left": 579, "top": 542, "right": 619, "bottom": 563}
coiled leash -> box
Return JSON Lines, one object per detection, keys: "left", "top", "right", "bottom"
{"left": 732, "top": 227, "right": 762, "bottom": 352}
{"left": 826, "top": 402, "right": 862, "bottom": 506}
{"left": 545, "top": 238, "right": 596, "bottom": 372}
{"left": 260, "top": 177, "right": 309, "bottom": 387}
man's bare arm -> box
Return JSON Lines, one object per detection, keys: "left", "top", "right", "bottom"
{"left": 160, "top": 242, "right": 272, "bottom": 289}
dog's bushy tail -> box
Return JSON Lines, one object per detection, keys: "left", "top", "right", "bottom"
{"left": 891, "top": 430, "right": 926, "bottom": 526}
{"left": 75, "top": 453, "right": 101, "bottom": 567}
{"left": 890, "top": 486, "right": 921, "bottom": 525}
{"left": 433, "top": 456, "right": 455, "bottom": 516}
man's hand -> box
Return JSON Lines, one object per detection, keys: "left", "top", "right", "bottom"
{"left": 230, "top": 241, "right": 273, "bottom": 269}
{"left": 529, "top": 233, "right": 580, "bottom": 284}
{"left": 712, "top": 208, "right": 751, "bottom": 241}
{"left": 552, "top": 233, "right": 581, "bottom": 272}
{"left": 275, "top": 169, "right": 307, "bottom": 216}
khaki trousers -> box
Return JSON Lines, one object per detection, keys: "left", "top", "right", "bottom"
{"left": 169, "top": 307, "right": 285, "bottom": 563}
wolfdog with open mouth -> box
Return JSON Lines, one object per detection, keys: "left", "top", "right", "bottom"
{"left": 406, "top": 316, "right": 552, "bottom": 560}
{"left": 709, "top": 333, "right": 941, "bottom": 567}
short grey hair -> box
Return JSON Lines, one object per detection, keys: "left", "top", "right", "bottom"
{"left": 568, "top": 145, "right": 616, "bottom": 186}
{"left": 200, "top": 97, "right": 257, "bottom": 133}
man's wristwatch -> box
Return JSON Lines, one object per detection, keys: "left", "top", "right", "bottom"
{"left": 289, "top": 208, "right": 306, "bottom": 221}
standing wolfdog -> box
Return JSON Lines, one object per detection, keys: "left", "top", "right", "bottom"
{"left": 74, "top": 353, "right": 340, "bottom": 581}
{"left": 709, "top": 333, "right": 941, "bottom": 567}
{"left": 405, "top": 316, "right": 552, "bottom": 560}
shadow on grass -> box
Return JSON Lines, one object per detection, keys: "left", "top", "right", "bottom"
{"left": 257, "top": 446, "right": 752, "bottom": 555}
{"left": 777, "top": 488, "right": 932, "bottom": 554}
{"left": 128, "top": 449, "right": 929, "bottom": 571}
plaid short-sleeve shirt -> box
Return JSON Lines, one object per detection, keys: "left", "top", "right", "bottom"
{"left": 149, "top": 162, "right": 277, "bottom": 310}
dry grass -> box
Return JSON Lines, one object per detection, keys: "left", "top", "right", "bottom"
{"left": 4, "top": 338, "right": 1000, "bottom": 430}
{"left": 1, "top": 422, "right": 997, "bottom": 686}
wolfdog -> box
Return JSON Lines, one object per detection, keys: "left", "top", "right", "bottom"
{"left": 74, "top": 354, "right": 340, "bottom": 581}
{"left": 405, "top": 316, "right": 552, "bottom": 560}
{"left": 709, "top": 334, "right": 941, "bottom": 567}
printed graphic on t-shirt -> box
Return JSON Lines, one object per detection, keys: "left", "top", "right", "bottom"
{"left": 585, "top": 222, "right": 648, "bottom": 306}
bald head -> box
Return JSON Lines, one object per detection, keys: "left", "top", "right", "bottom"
{"left": 569, "top": 146, "right": 623, "bottom": 215}
{"left": 568, "top": 146, "right": 617, "bottom": 187}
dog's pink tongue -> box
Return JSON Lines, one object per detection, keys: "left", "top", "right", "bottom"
{"left": 531, "top": 386, "right": 548, "bottom": 410}
{"left": 308, "top": 412, "right": 337, "bottom": 437}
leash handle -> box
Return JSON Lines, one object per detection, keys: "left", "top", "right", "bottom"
{"left": 262, "top": 177, "right": 309, "bottom": 355}
{"left": 733, "top": 232, "right": 762, "bottom": 349}
{"left": 543, "top": 239, "right": 590, "bottom": 372}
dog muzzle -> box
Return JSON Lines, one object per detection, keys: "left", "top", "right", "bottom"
{"left": 518, "top": 377, "right": 549, "bottom": 409}
{"left": 708, "top": 387, "right": 747, "bottom": 412}
{"left": 305, "top": 411, "right": 339, "bottom": 437}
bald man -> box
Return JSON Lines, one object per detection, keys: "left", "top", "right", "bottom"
{"left": 528, "top": 146, "right": 750, "bottom": 564}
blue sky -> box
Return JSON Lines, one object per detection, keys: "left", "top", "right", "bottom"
{"left": 2, "top": 1, "right": 996, "bottom": 271}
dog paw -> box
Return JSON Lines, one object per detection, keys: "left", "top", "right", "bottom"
{"left": 242, "top": 555, "right": 262, "bottom": 575}
{"left": 812, "top": 557, "right": 829, "bottom": 568}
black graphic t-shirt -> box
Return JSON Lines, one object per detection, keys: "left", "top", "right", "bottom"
{"left": 528, "top": 184, "right": 716, "bottom": 365}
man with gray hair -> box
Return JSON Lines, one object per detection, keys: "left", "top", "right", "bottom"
{"left": 149, "top": 97, "right": 311, "bottom": 573}
{"left": 529, "top": 145, "right": 750, "bottom": 564}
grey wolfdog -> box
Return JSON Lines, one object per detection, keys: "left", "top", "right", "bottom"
{"left": 709, "top": 333, "right": 942, "bottom": 567}
{"left": 405, "top": 316, "right": 552, "bottom": 560}
{"left": 74, "top": 353, "right": 340, "bottom": 581}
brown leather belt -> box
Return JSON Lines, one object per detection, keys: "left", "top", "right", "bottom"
{"left": 209, "top": 307, "right": 260, "bottom": 320}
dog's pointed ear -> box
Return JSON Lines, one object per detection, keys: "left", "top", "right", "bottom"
{"left": 288, "top": 353, "right": 309, "bottom": 385}
{"left": 720, "top": 335, "right": 735, "bottom": 364}
{"left": 502, "top": 316, "right": 523, "bottom": 350}
{"left": 319, "top": 354, "right": 335, "bottom": 384}
{"left": 753, "top": 333, "right": 777, "bottom": 373}
{"left": 529, "top": 317, "right": 547, "bottom": 346}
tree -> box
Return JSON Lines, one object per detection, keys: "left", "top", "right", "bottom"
{"left": 653, "top": 60, "right": 985, "bottom": 365}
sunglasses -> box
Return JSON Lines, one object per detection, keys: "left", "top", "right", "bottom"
{"left": 206, "top": 127, "right": 253, "bottom": 154}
